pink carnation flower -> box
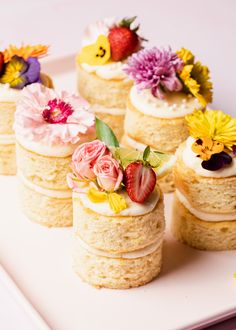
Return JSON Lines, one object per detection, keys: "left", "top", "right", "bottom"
{"left": 14, "top": 83, "right": 95, "bottom": 145}
{"left": 124, "top": 47, "right": 183, "bottom": 99}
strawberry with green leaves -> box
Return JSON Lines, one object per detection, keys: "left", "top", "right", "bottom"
{"left": 108, "top": 16, "right": 142, "bottom": 61}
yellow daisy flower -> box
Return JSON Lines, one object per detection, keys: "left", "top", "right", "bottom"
{"left": 186, "top": 110, "right": 236, "bottom": 150}
{"left": 77, "top": 35, "right": 111, "bottom": 66}
{"left": 177, "top": 48, "right": 213, "bottom": 107}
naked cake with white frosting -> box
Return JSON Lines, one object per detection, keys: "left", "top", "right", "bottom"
{"left": 122, "top": 47, "right": 213, "bottom": 192}
{"left": 76, "top": 17, "right": 145, "bottom": 140}
{"left": 14, "top": 83, "right": 95, "bottom": 227}
{"left": 67, "top": 120, "right": 173, "bottom": 289}
{"left": 171, "top": 109, "right": 236, "bottom": 250}
{"left": 0, "top": 44, "right": 53, "bottom": 175}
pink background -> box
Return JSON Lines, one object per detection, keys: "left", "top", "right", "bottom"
{"left": 1, "top": 0, "right": 236, "bottom": 116}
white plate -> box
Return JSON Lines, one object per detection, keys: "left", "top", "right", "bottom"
{"left": 0, "top": 57, "right": 236, "bottom": 330}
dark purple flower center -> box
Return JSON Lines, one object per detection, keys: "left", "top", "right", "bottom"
{"left": 202, "top": 151, "right": 232, "bottom": 171}
{"left": 232, "top": 145, "right": 236, "bottom": 156}
{"left": 42, "top": 99, "right": 74, "bottom": 124}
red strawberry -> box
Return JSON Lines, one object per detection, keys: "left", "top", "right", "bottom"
{"left": 108, "top": 17, "right": 140, "bottom": 61}
{"left": 124, "top": 162, "right": 156, "bottom": 203}
{"left": 0, "top": 52, "right": 4, "bottom": 74}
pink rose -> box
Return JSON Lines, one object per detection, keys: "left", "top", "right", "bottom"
{"left": 93, "top": 155, "right": 123, "bottom": 192}
{"left": 71, "top": 140, "right": 109, "bottom": 181}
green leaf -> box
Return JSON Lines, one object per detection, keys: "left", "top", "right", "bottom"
{"left": 96, "top": 117, "right": 119, "bottom": 147}
{"left": 143, "top": 146, "right": 150, "bottom": 162}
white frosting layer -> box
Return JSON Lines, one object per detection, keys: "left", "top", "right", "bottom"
{"left": 81, "top": 62, "right": 127, "bottom": 80}
{"left": 18, "top": 171, "right": 72, "bottom": 198}
{"left": 176, "top": 189, "right": 236, "bottom": 222}
{"left": 74, "top": 234, "right": 163, "bottom": 259}
{"left": 16, "top": 134, "right": 76, "bottom": 157}
{"left": 90, "top": 104, "right": 125, "bottom": 116}
{"left": 0, "top": 134, "right": 15, "bottom": 145}
{"left": 182, "top": 137, "right": 236, "bottom": 178}
{"left": 130, "top": 86, "right": 201, "bottom": 118}
{"left": 123, "top": 134, "right": 176, "bottom": 177}
{"left": 0, "top": 83, "right": 20, "bottom": 103}
{"left": 74, "top": 188, "right": 160, "bottom": 217}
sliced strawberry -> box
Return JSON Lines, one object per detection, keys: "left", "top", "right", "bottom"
{"left": 124, "top": 162, "right": 156, "bottom": 203}
{"left": 0, "top": 52, "right": 4, "bottom": 74}
{"left": 108, "top": 27, "right": 140, "bottom": 61}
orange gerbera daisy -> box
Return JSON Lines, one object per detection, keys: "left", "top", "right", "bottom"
{"left": 3, "top": 44, "right": 49, "bottom": 63}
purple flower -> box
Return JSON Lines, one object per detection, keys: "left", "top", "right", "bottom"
{"left": 202, "top": 152, "right": 232, "bottom": 171}
{"left": 124, "top": 47, "right": 184, "bottom": 98}
{"left": 0, "top": 55, "right": 41, "bottom": 89}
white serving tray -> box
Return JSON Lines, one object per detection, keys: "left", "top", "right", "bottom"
{"left": 0, "top": 56, "right": 235, "bottom": 330}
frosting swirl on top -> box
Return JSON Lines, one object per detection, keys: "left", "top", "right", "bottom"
{"left": 81, "top": 62, "right": 127, "bottom": 80}
{"left": 130, "top": 86, "right": 201, "bottom": 118}
{"left": 14, "top": 83, "right": 95, "bottom": 147}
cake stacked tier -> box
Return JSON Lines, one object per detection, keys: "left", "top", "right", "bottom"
{"left": 0, "top": 93, "right": 18, "bottom": 174}
{"left": 123, "top": 89, "right": 200, "bottom": 192}
{"left": 16, "top": 140, "right": 73, "bottom": 227}
{"left": 0, "top": 45, "right": 53, "bottom": 175}
{"left": 77, "top": 64, "right": 132, "bottom": 140}
{"left": 72, "top": 189, "right": 165, "bottom": 289}
{"left": 172, "top": 140, "right": 236, "bottom": 250}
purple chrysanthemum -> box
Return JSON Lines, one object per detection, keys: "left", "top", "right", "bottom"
{"left": 124, "top": 47, "right": 184, "bottom": 98}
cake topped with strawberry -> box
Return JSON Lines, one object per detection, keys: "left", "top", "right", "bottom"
{"left": 68, "top": 119, "right": 173, "bottom": 289}
{"left": 68, "top": 118, "right": 173, "bottom": 214}
{"left": 77, "top": 16, "right": 144, "bottom": 80}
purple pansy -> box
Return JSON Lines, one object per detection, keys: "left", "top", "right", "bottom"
{"left": 202, "top": 152, "right": 232, "bottom": 171}
{"left": 124, "top": 47, "right": 184, "bottom": 98}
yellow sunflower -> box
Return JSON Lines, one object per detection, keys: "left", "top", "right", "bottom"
{"left": 177, "top": 48, "right": 213, "bottom": 107}
{"left": 186, "top": 109, "right": 236, "bottom": 150}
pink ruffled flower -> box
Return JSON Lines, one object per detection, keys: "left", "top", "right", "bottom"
{"left": 93, "top": 155, "right": 123, "bottom": 192}
{"left": 14, "top": 83, "right": 95, "bottom": 145}
{"left": 71, "top": 140, "right": 110, "bottom": 181}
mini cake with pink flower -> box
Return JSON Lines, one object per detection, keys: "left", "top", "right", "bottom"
{"left": 14, "top": 83, "right": 95, "bottom": 227}
{"left": 122, "top": 47, "right": 213, "bottom": 192}
{"left": 67, "top": 119, "right": 173, "bottom": 289}
{"left": 76, "top": 16, "right": 145, "bottom": 140}
{"left": 0, "top": 44, "right": 53, "bottom": 175}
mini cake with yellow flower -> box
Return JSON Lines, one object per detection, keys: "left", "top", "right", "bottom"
{"left": 172, "top": 109, "right": 236, "bottom": 250}
{"left": 14, "top": 83, "right": 95, "bottom": 227}
{"left": 67, "top": 119, "right": 173, "bottom": 289}
{"left": 0, "top": 44, "right": 53, "bottom": 175}
{"left": 122, "top": 47, "right": 213, "bottom": 193}
{"left": 76, "top": 17, "right": 145, "bottom": 140}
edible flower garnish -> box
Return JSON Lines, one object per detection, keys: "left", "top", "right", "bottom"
{"left": 0, "top": 44, "right": 49, "bottom": 89}
{"left": 124, "top": 47, "right": 183, "bottom": 98}
{"left": 67, "top": 118, "right": 174, "bottom": 214}
{"left": 186, "top": 109, "right": 236, "bottom": 171}
{"left": 177, "top": 48, "right": 213, "bottom": 106}
{"left": 78, "top": 16, "right": 143, "bottom": 65}
{"left": 125, "top": 46, "right": 212, "bottom": 105}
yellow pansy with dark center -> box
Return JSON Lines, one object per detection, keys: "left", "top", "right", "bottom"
{"left": 192, "top": 137, "right": 224, "bottom": 161}
{"left": 78, "top": 35, "right": 111, "bottom": 66}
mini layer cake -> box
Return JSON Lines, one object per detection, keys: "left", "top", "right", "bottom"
{"left": 76, "top": 17, "right": 145, "bottom": 140}
{"left": 14, "top": 83, "right": 95, "bottom": 227}
{"left": 0, "top": 44, "right": 53, "bottom": 175}
{"left": 67, "top": 123, "right": 171, "bottom": 289}
{"left": 171, "top": 110, "right": 236, "bottom": 250}
{"left": 122, "top": 47, "right": 213, "bottom": 192}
